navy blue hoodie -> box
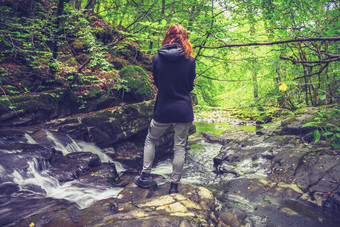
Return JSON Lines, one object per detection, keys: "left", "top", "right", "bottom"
{"left": 152, "top": 43, "right": 196, "bottom": 123}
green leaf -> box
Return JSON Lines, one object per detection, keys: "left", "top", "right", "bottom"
{"left": 161, "top": 19, "right": 167, "bottom": 27}
{"left": 327, "top": 124, "right": 340, "bottom": 132}
{"left": 301, "top": 122, "right": 317, "bottom": 128}
{"left": 324, "top": 131, "right": 333, "bottom": 136}
{"left": 333, "top": 137, "right": 340, "bottom": 149}
{"left": 314, "top": 130, "right": 321, "bottom": 143}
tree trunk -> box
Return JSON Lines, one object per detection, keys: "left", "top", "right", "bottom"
{"left": 71, "top": 0, "right": 82, "bottom": 10}
{"left": 167, "top": 0, "right": 175, "bottom": 25}
{"left": 85, "top": 0, "right": 96, "bottom": 13}
{"left": 52, "top": 0, "right": 66, "bottom": 60}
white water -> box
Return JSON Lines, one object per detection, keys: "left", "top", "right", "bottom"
{"left": 1, "top": 130, "right": 128, "bottom": 209}
{"left": 24, "top": 133, "right": 37, "bottom": 144}
{"left": 152, "top": 141, "right": 222, "bottom": 185}
{"left": 43, "top": 130, "right": 125, "bottom": 172}
{"left": 12, "top": 159, "right": 122, "bottom": 209}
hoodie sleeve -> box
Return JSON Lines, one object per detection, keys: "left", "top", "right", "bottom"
{"left": 151, "top": 55, "right": 158, "bottom": 88}
{"left": 188, "top": 58, "right": 196, "bottom": 92}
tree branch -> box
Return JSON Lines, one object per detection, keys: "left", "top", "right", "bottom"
{"left": 194, "top": 37, "right": 340, "bottom": 49}
{"left": 279, "top": 55, "right": 340, "bottom": 64}
{"left": 293, "top": 63, "right": 329, "bottom": 80}
{"left": 125, "top": 0, "right": 158, "bottom": 31}
{"left": 200, "top": 75, "right": 251, "bottom": 82}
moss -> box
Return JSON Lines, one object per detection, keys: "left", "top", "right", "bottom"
{"left": 108, "top": 56, "right": 128, "bottom": 70}
{"left": 72, "top": 40, "right": 86, "bottom": 51}
{"left": 88, "top": 86, "right": 102, "bottom": 99}
{"left": 281, "top": 115, "right": 297, "bottom": 127}
{"left": 119, "top": 65, "right": 154, "bottom": 101}
{"left": 0, "top": 90, "right": 66, "bottom": 116}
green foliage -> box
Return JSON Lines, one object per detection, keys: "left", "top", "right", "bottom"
{"left": 0, "top": 4, "right": 56, "bottom": 68}
{"left": 119, "top": 65, "right": 153, "bottom": 101}
{"left": 301, "top": 108, "right": 340, "bottom": 148}
{"left": 1, "top": 0, "right": 339, "bottom": 125}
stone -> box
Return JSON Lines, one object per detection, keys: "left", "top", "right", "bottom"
{"left": 15, "top": 182, "right": 229, "bottom": 226}
{"left": 119, "top": 65, "right": 154, "bottom": 101}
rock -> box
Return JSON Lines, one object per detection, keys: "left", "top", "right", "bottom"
{"left": 48, "top": 152, "right": 103, "bottom": 183}
{"left": 0, "top": 182, "right": 19, "bottom": 196}
{"left": 15, "top": 182, "right": 227, "bottom": 227}
{"left": 45, "top": 100, "right": 155, "bottom": 147}
{"left": 210, "top": 109, "right": 340, "bottom": 226}
{"left": 0, "top": 90, "right": 70, "bottom": 127}
{"left": 0, "top": 197, "right": 77, "bottom": 227}
{"left": 119, "top": 65, "right": 154, "bottom": 101}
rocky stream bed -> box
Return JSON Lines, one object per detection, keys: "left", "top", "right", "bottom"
{"left": 0, "top": 100, "right": 339, "bottom": 227}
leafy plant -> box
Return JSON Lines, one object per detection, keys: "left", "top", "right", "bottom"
{"left": 301, "top": 108, "right": 340, "bottom": 148}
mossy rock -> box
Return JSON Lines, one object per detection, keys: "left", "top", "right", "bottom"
{"left": 71, "top": 40, "right": 86, "bottom": 51}
{"left": 119, "top": 65, "right": 153, "bottom": 101}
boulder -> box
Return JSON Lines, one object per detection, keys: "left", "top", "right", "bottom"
{"left": 48, "top": 152, "right": 102, "bottom": 183}
{"left": 15, "top": 181, "right": 230, "bottom": 227}
{"left": 119, "top": 65, "right": 154, "bottom": 101}
{"left": 45, "top": 100, "right": 155, "bottom": 148}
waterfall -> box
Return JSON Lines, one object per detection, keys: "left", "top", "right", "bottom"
{"left": 41, "top": 130, "right": 125, "bottom": 172}
{"left": 11, "top": 158, "right": 122, "bottom": 209}
{"left": 0, "top": 129, "right": 130, "bottom": 209}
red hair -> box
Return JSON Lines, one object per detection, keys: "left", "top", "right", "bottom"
{"left": 162, "top": 24, "right": 193, "bottom": 59}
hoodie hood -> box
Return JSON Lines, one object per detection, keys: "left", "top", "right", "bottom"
{"left": 157, "top": 43, "right": 185, "bottom": 61}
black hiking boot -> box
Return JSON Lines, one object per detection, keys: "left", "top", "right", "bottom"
{"left": 134, "top": 172, "right": 150, "bottom": 188}
{"left": 168, "top": 182, "right": 179, "bottom": 194}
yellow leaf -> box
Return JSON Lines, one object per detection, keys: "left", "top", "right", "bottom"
{"left": 29, "top": 223, "right": 35, "bottom": 227}
{"left": 279, "top": 82, "right": 288, "bottom": 91}
{"left": 118, "top": 208, "right": 124, "bottom": 211}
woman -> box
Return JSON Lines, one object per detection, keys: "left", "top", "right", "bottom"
{"left": 134, "top": 24, "right": 196, "bottom": 194}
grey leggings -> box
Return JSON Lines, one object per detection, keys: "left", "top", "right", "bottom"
{"left": 142, "top": 119, "right": 192, "bottom": 183}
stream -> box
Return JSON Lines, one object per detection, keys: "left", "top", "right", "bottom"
{"left": 0, "top": 121, "right": 252, "bottom": 226}
{"left": 1, "top": 119, "right": 339, "bottom": 226}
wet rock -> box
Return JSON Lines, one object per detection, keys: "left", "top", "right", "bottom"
{"left": 0, "top": 128, "right": 26, "bottom": 145}
{"left": 0, "top": 197, "right": 77, "bottom": 227}
{"left": 210, "top": 110, "right": 340, "bottom": 226}
{"left": 111, "top": 141, "right": 144, "bottom": 168}
{"left": 45, "top": 100, "right": 155, "bottom": 148}
{"left": 201, "top": 131, "right": 225, "bottom": 144}
{"left": 16, "top": 182, "right": 226, "bottom": 227}
{"left": 0, "top": 182, "right": 19, "bottom": 196}
{"left": 48, "top": 152, "right": 101, "bottom": 183}
{"left": 187, "top": 133, "right": 205, "bottom": 144}
{"left": 280, "top": 113, "right": 315, "bottom": 135}
{"left": 79, "top": 163, "right": 120, "bottom": 187}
